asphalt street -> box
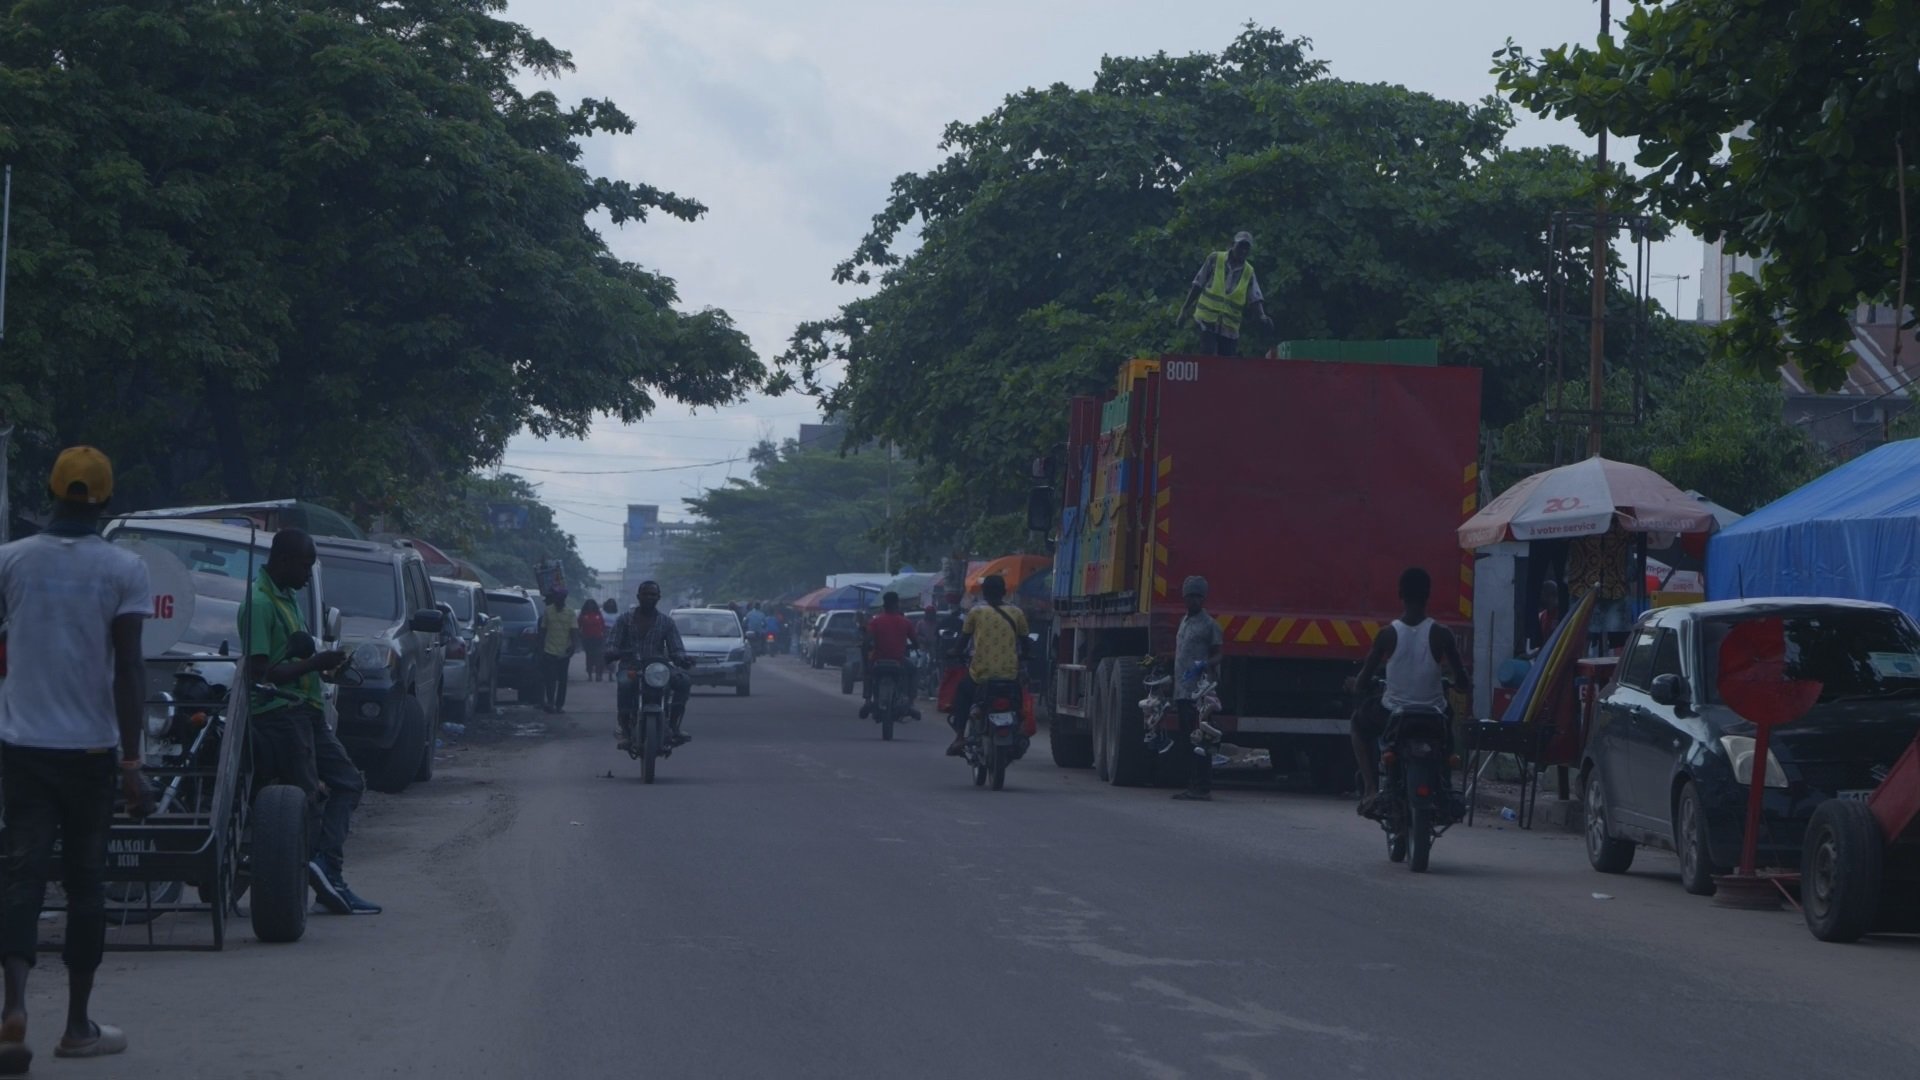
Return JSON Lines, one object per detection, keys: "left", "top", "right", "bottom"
{"left": 28, "top": 657, "right": 1920, "bottom": 1079}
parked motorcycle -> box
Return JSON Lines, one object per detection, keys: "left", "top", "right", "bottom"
{"left": 1139, "top": 658, "right": 1224, "bottom": 764}
{"left": 615, "top": 653, "right": 689, "bottom": 784}
{"left": 1373, "top": 702, "right": 1463, "bottom": 873}
{"left": 961, "top": 678, "right": 1027, "bottom": 790}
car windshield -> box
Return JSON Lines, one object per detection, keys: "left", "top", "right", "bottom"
{"left": 489, "top": 594, "right": 538, "bottom": 626}
{"left": 1700, "top": 609, "right": 1920, "bottom": 705}
{"left": 322, "top": 558, "right": 400, "bottom": 621}
{"left": 433, "top": 583, "right": 473, "bottom": 622}
{"left": 675, "top": 612, "right": 740, "bottom": 639}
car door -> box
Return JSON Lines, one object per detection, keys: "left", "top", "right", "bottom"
{"left": 1597, "top": 623, "right": 1662, "bottom": 827}
{"left": 1625, "top": 625, "right": 1693, "bottom": 832}
{"left": 403, "top": 562, "right": 443, "bottom": 714}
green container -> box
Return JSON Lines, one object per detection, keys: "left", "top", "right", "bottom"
{"left": 1273, "top": 339, "right": 1439, "bottom": 366}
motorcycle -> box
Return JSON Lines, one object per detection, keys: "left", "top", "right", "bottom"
{"left": 961, "top": 678, "right": 1027, "bottom": 790}
{"left": 615, "top": 652, "right": 689, "bottom": 784}
{"left": 1139, "top": 658, "right": 1224, "bottom": 763}
{"left": 1371, "top": 695, "right": 1464, "bottom": 874}
{"left": 868, "top": 656, "right": 917, "bottom": 741}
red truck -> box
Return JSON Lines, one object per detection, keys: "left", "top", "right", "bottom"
{"left": 1044, "top": 352, "right": 1482, "bottom": 790}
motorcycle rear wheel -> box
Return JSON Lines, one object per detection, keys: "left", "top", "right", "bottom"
{"left": 990, "top": 743, "right": 1008, "bottom": 791}
{"left": 1409, "top": 803, "right": 1433, "bottom": 873}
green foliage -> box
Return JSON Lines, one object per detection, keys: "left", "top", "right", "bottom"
{"left": 1495, "top": 0, "right": 1920, "bottom": 390}
{"left": 673, "top": 439, "right": 926, "bottom": 599}
{"left": 384, "top": 473, "right": 595, "bottom": 594}
{"left": 0, "top": 0, "right": 762, "bottom": 518}
{"left": 781, "top": 27, "right": 1635, "bottom": 547}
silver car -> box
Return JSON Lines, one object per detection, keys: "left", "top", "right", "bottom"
{"left": 673, "top": 608, "right": 753, "bottom": 697}
{"left": 433, "top": 577, "right": 503, "bottom": 723}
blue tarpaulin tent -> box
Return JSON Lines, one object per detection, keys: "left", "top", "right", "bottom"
{"left": 1707, "top": 439, "right": 1920, "bottom": 621}
{"left": 815, "top": 583, "right": 882, "bottom": 611}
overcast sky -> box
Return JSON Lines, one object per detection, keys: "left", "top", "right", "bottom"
{"left": 496, "top": 0, "right": 1703, "bottom": 571}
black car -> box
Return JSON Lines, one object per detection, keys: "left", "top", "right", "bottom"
{"left": 1583, "top": 598, "right": 1920, "bottom": 896}
{"left": 811, "top": 609, "right": 862, "bottom": 669}
{"left": 315, "top": 538, "right": 447, "bottom": 794}
{"left": 488, "top": 589, "right": 544, "bottom": 703}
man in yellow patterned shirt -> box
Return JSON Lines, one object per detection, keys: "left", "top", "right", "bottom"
{"left": 946, "top": 575, "right": 1029, "bottom": 755}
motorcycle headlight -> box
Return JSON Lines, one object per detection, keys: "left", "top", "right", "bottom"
{"left": 1719, "top": 735, "right": 1788, "bottom": 788}
{"left": 643, "top": 662, "right": 672, "bottom": 689}
{"left": 145, "top": 691, "right": 176, "bottom": 739}
{"left": 352, "top": 643, "right": 398, "bottom": 676}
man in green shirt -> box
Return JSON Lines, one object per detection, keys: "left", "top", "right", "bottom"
{"left": 242, "top": 530, "right": 379, "bottom": 915}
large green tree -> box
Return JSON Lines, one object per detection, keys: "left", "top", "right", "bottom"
{"left": 386, "top": 473, "right": 596, "bottom": 593}
{"left": 780, "top": 28, "right": 1640, "bottom": 546}
{"left": 0, "top": 0, "right": 761, "bottom": 514}
{"left": 672, "top": 438, "right": 924, "bottom": 599}
{"left": 1495, "top": 0, "right": 1920, "bottom": 390}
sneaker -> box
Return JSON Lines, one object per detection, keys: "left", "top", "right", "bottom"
{"left": 945, "top": 736, "right": 966, "bottom": 757}
{"left": 337, "top": 885, "right": 382, "bottom": 915}
{"left": 308, "top": 860, "right": 350, "bottom": 915}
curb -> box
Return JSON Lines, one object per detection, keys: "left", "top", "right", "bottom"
{"left": 1469, "top": 785, "right": 1585, "bottom": 834}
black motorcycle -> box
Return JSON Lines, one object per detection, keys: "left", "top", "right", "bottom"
{"left": 1374, "top": 707, "right": 1463, "bottom": 873}
{"left": 615, "top": 653, "right": 689, "bottom": 784}
{"left": 868, "top": 657, "right": 915, "bottom": 741}
{"left": 961, "top": 678, "right": 1026, "bottom": 790}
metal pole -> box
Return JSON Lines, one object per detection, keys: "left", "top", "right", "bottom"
{"left": 1, "top": 164, "right": 11, "bottom": 342}
{"left": 1586, "top": 0, "right": 1611, "bottom": 458}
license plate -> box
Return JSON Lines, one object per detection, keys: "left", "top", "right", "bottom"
{"left": 1838, "top": 789, "right": 1874, "bottom": 802}
{"left": 988, "top": 712, "right": 1016, "bottom": 728}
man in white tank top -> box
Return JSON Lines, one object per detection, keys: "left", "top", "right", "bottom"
{"left": 1346, "top": 568, "right": 1469, "bottom": 814}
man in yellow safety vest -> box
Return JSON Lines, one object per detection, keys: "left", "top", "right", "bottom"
{"left": 1176, "top": 231, "right": 1272, "bottom": 356}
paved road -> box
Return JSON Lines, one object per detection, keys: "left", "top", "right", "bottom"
{"left": 37, "top": 658, "right": 1920, "bottom": 1078}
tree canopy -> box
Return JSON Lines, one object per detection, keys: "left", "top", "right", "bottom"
{"left": 0, "top": 0, "right": 762, "bottom": 515}
{"left": 672, "top": 438, "right": 924, "bottom": 599}
{"left": 1495, "top": 0, "right": 1920, "bottom": 390}
{"left": 387, "top": 473, "right": 596, "bottom": 594}
{"left": 780, "top": 27, "right": 1641, "bottom": 546}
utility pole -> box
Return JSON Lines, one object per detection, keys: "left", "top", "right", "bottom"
{"left": 1, "top": 165, "right": 14, "bottom": 542}
{"left": 1586, "top": 0, "right": 1612, "bottom": 459}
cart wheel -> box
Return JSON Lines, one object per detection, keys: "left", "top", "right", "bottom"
{"left": 1803, "top": 798, "right": 1884, "bottom": 943}
{"left": 249, "top": 784, "right": 311, "bottom": 944}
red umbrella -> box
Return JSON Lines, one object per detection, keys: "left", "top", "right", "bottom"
{"left": 1459, "top": 456, "right": 1720, "bottom": 549}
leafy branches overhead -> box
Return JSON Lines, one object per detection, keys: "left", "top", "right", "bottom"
{"left": 0, "top": 0, "right": 763, "bottom": 515}
{"left": 1496, "top": 0, "right": 1920, "bottom": 390}
{"left": 781, "top": 27, "right": 1624, "bottom": 546}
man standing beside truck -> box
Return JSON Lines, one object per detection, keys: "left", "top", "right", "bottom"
{"left": 1176, "top": 231, "right": 1273, "bottom": 356}
{"left": 1171, "top": 576, "right": 1225, "bottom": 802}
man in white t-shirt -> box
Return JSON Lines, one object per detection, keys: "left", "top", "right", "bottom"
{"left": 0, "top": 447, "right": 151, "bottom": 1073}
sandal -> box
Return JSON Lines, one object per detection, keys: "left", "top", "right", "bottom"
{"left": 0, "top": 1013, "right": 30, "bottom": 1077}
{"left": 55, "top": 1022, "right": 128, "bottom": 1059}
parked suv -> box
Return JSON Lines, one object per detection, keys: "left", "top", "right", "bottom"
{"left": 433, "top": 577, "right": 502, "bottom": 726}
{"left": 488, "top": 588, "right": 544, "bottom": 703}
{"left": 315, "top": 537, "right": 447, "bottom": 794}
{"left": 1583, "top": 598, "right": 1920, "bottom": 897}
{"left": 810, "top": 610, "right": 862, "bottom": 669}
{"left": 673, "top": 608, "right": 753, "bottom": 696}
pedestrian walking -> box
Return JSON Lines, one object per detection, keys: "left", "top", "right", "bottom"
{"left": 579, "top": 601, "right": 608, "bottom": 682}
{"left": 0, "top": 448, "right": 153, "bottom": 1074}
{"left": 540, "top": 588, "right": 578, "bottom": 713}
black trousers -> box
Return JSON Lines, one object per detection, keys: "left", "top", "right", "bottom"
{"left": 542, "top": 653, "right": 571, "bottom": 709}
{"left": 1199, "top": 328, "right": 1239, "bottom": 357}
{"left": 253, "top": 705, "right": 364, "bottom": 883}
{"left": 1177, "top": 700, "right": 1213, "bottom": 793}
{"left": 0, "top": 746, "right": 116, "bottom": 971}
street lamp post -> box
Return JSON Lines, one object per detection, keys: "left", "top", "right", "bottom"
{"left": 1653, "top": 272, "right": 1691, "bottom": 317}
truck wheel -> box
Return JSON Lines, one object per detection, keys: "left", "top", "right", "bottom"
{"left": 1050, "top": 725, "right": 1094, "bottom": 769}
{"left": 1803, "top": 798, "right": 1883, "bottom": 943}
{"left": 248, "top": 784, "right": 310, "bottom": 944}
{"left": 1107, "top": 658, "right": 1153, "bottom": 787}
{"left": 368, "top": 697, "right": 430, "bottom": 795}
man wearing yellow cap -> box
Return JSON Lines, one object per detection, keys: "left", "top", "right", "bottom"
{"left": 0, "top": 447, "right": 151, "bottom": 1071}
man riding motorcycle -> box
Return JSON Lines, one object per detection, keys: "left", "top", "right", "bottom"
{"left": 1346, "top": 567, "right": 1469, "bottom": 817}
{"left": 946, "top": 574, "right": 1028, "bottom": 756}
{"left": 606, "top": 580, "right": 693, "bottom": 751}
{"left": 859, "top": 591, "right": 921, "bottom": 722}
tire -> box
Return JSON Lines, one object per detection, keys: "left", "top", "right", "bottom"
{"left": 1584, "top": 771, "right": 1637, "bottom": 874}
{"left": 736, "top": 670, "right": 751, "bottom": 697}
{"left": 841, "top": 662, "right": 857, "bottom": 695}
{"left": 477, "top": 663, "right": 497, "bottom": 714}
{"left": 415, "top": 712, "right": 439, "bottom": 783}
{"left": 641, "top": 714, "right": 660, "bottom": 784}
{"left": 368, "top": 696, "right": 430, "bottom": 795}
{"left": 1408, "top": 803, "right": 1433, "bottom": 873}
{"left": 1106, "top": 657, "right": 1153, "bottom": 787}
{"left": 1050, "top": 725, "right": 1095, "bottom": 769}
{"left": 1803, "top": 798, "right": 1884, "bottom": 943}
{"left": 1676, "top": 782, "right": 1719, "bottom": 896}
{"left": 1387, "top": 831, "right": 1407, "bottom": 863}
{"left": 248, "top": 784, "right": 310, "bottom": 944}
{"left": 991, "top": 742, "right": 1008, "bottom": 791}
{"left": 881, "top": 710, "right": 895, "bottom": 741}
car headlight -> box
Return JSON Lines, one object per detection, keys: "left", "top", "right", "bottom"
{"left": 145, "top": 691, "right": 176, "bottom": 739}
{"left": 352, "top": 642, "right": 398, "bottom": 675}
{"left": 643, "top": 662, "right": 673, "bottom": 689}
{"left": 729, "top": 647, "right": 747, "bottom": 662}
{"left": 1719, "top": 735, "right": 1788, "bottom": 788}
